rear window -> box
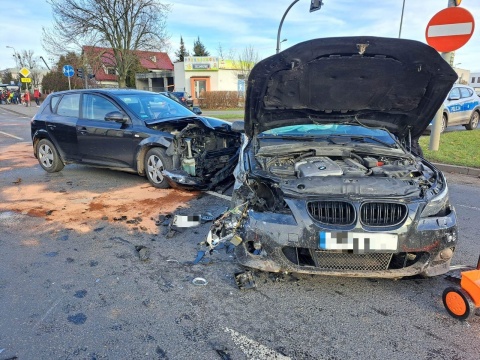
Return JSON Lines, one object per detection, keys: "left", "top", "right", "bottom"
{"left": 50, "top": 95, "right": 61, "bottom": 111}
{"left": 56, "top": 94, "right": 80, "bottom": 117}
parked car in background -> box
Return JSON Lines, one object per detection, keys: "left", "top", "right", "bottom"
{"left": 171, "top": 91, "right": 194, "bottom": 107}
{"left": 208, "top": 36, "right": 459, "bottom": 278}
{"left": 426, "top": 84, "right": 480, "bottom": 133}
{"left": 159, "top": 91, "right": 202, "bottom": 115}
{"left": 31, "top": 89, "right": 240, "bottom": 189}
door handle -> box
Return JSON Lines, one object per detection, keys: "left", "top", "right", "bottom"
{"left": 78, "top": 127, "right": 88, "bottom": 135}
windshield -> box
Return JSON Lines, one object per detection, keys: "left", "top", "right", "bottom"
{"left": 259, "top": 124, "right": 398, "bottom": 147}
{"left": 115, "top": 93, "right": 194, "bottom": 120}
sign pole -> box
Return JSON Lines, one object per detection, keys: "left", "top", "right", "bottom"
{"left": 426, "top": 0, "right": 474, "bottom": 151}
{"left": 62, "top": 65, "right": 74, "bottom": 90}
{"left": 429, "top": 52, "right": 452, "bottom": 151}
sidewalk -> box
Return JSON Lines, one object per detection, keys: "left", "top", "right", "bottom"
{"left": 0, "top": 103, "right": 39, "bottom": 118}
{"left": 2, "top": 103, "right": 478, "bottom": 177}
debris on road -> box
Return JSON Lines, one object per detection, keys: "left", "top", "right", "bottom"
{"left": 234, "top": 270, "right": 256, "bottom": 290}
{"left": 215, "top": 349, "right": 231, "bottom": 360}
{"left": 192, "top": 277, "right": 208, "bottom": 286}
{"left": 135, "top": 245, "right": 150, "bottom": 261}
{"left": 192, "top": 250, "right": 206, "bottom": 265}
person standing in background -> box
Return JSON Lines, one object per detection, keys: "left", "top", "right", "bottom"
{"left": 23, "top": 90, "right": 31, "bottom": 107}
{"left": 33, "top": 88, "right": 41, "bottom": 107}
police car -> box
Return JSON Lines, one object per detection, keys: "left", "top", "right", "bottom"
{"left": 427, "top": 84, "right": 480, "bottom": 133}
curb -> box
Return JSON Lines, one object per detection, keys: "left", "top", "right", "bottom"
{"left": 0, "top": 105, "right": 37, "bottom": 118}
{"left": 433, "top": 163, "right": 480, "bottom": 177}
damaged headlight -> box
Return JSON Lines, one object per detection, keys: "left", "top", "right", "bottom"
{"left": 420, "top": 181, "right": 449, "bottom": 217}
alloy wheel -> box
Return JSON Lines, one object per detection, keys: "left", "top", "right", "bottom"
{"left": 147, "top": 155, "right": 164, "bottom": 184}
{"left": 39, "top": 143, "right": 54, "bottom": 168}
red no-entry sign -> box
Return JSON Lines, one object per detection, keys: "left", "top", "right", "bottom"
{"left": 426, "top": 7, "right": 475, "bottom": 52}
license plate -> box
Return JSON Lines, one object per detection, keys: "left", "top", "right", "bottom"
{"left": 319, "top": 231, "right": 398, "bottom": 253}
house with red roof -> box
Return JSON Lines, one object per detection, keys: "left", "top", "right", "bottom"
{"left": 82, "top": 46, "right": 174, "bottom": 91}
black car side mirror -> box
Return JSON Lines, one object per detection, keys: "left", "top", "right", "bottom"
{"left": 105, "top": 111, "right": 129, "bottom": 123}
{"left": 192, "top": 106, "right": 202, "bottom": 115}
{"left": 231, "top": 121, "right": 245, "bottom": 133}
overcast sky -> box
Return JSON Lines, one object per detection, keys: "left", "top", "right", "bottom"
{"left": 1, "top": 0, "right": 479, "bottom": 71}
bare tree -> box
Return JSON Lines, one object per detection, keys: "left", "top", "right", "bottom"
{"left": 43, "top": 0, "right": 171, "bottom": 88}
{"left": 235, "top": 45, "right": 259, "bottom": 85}
{"left": 216, "top": 43, "right": 236, "bottom": 61}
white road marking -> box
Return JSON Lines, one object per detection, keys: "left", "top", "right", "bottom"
{"left": 206, "top": 191, "right": 232, "bottom": 201}
{"left": 0, "top": 130, "right": 23, "bottom": 140}
{"left": 224, "top": 327, "right": 291, "bottom": 360}
{"left": 457, "top": 204, "right": 480, "bottom": 212}
{"left": 427, "top": 22, "right": 473, "bottom": 37}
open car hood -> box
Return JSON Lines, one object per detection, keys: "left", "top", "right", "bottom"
{"left": 244, "top": 36, "right": 457, "bottom": 139}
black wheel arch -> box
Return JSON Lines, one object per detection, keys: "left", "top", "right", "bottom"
{"left": 32, "top": 130, "right": 65, "bottom": 162}
{"left": 135, "top": 138, "right": 172, "bottom": 176}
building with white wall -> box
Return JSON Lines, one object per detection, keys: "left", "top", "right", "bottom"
{"left": 174, "top": 57, "right": 248, "bottom": 103}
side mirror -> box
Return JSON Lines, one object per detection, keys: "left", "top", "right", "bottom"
{"left": 105, "top": 111, "right": 128, "bottom": 123}
{"left": 449, "top": 94, "right": 460, "bottom": 101}
{"left": 231, "top": 121, "right": 245, "bottom": 133}
{"left": 192, "top": 106, "right": 202, "bottom": 115}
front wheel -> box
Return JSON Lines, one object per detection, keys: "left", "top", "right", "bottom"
{"left": 465, "top": 111, "right": 479, "bottom": 130}
{"left": 36, "top": 139, "right": 64, "bottom": 173}
{"left": 440, "top": 114, "right": 447, "bottom": 133}
{"left": 144, "top": 148, "right": 172, "bottom": 189}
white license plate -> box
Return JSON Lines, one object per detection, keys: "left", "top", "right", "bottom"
{"left": 319, "top": 231, "right": 398, "bottom": 253}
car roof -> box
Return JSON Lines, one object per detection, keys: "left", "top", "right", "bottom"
{"left": 50, "top": 88, "right": 158, "bottom": 96}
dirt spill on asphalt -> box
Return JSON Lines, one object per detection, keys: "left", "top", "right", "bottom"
{"left": 0, "top": 143, "right": 198, "bottom": 233}
{"left": 2, "top": 184, "right": 196, "bottom": 233}
{"left": 0, "top": 142, "right": 37, "bottom": 170}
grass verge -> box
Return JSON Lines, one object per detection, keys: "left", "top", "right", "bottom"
{"left": 419, "top": 129, "right": 480, "bottom": 168}
{"left": 209, "top": 113, "right": 243, "bottom": 121}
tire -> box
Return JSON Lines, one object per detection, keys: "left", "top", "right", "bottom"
{"left": 36, "top": 139, "right": 64, "bottom": 173}
{"left": 465, "top": 111, "right": 479, "bottom": 130}
{"left": 440, "top": 114, "right": 447, "bottom": 133}
{"left": 144, "top": 147, "right": 172, "bottom": 189}
{"left": 442, "top": 287, "right": 476, "bottom": 321}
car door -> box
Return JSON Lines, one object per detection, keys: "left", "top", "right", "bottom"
{"left": 458, "top": 87, "right": 478, "bottom": 125}
{"left": 445, "top": 87, "right": 462, "bottom": 125}
{"left": 46, "top": 93, "right": 81, "bottom": 161}
{"left": 76, "top": 93, "right": 136, "bottom": 168}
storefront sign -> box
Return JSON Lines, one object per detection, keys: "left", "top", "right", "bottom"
{"left": 185, "top": 56, "right": 218, "bottom": 71}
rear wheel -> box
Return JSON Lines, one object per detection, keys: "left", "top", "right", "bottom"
{"left": 145, "top": 148, "right": 172, "bottom": 189}
{"left": 36, "top": 139, "right": 64, "bottom": 173}
{"left": 465, "top": 111, "right": 479, "bottom": 130}
{"left": 442, "top": 287, "right": 476, "bottom": 321}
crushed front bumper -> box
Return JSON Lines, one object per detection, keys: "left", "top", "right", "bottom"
{"left": 234, "top": 201, "right": 458, "bottom": 278}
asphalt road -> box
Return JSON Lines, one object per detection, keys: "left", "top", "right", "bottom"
{"left": 1, "top": 109, "right": 480, "bottom": 360}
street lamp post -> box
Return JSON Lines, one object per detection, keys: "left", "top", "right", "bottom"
{"left": 6, "top": 45, "right": 20, "bottom": 67}
{"left": 279, "top": 38, "right": 288, "bottom": 52}
{"left": 398, "top": 0, "right": 406, "bottom": 38}
{"left": 276, "top": 0, "right": 300, "bottom": 54}
{"left": 6, "top": 46, "right": 22, "bottom": 90}
{"left": 39, "top": 56, "right": 51, "bottom": 71}
{"left": 276, "top": 0, "right": 323, "bottom": 54}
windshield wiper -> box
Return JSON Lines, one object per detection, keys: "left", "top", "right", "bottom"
{"left": 259, "top": 134, "right": 331, "bottom": 141}
{"left": 328, "top": 135, "right": 396, "bottom": 148}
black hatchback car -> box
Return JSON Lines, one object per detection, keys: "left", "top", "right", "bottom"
{"left": 31, "top": 89, "right": 240, "bottom": 189}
